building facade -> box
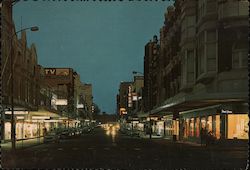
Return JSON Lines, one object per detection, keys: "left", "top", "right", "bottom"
{"left": 143, "top": 36, "right": 160, "bottom": 113}
{"left": 117, "top": 82, "right": 132, "bottom": 117}
{"left": 148, "top": 0, "right": 249, "bottom": 142}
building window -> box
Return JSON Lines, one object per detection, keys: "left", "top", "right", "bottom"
{"left": 198, "top": 0, "right": 206, "bottom": 21}
{"left": 206, "top": 30, "right": 217, "bottom": 72}
{"left": 197, "top": 32, "right": 205, "bottom": 76}
{"left": 187, "top": 50, "right": 195, "bottom": 83}
{"left": 232, "top": 42, "right": 248, "bottom": 69}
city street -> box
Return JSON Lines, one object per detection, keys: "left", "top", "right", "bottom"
{"left": 2, "top": 127, "right": 248, "bottom": 170}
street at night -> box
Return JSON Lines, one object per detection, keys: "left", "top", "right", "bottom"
{"left": 1, "top": 0, "right": 249, "bottom": 170}
{"left": 2, "top": 126, "right": 248, "bottom": 170}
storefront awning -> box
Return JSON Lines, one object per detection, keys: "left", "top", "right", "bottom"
{"left": 29, "top": 109, "right": 61, "bottom": 118}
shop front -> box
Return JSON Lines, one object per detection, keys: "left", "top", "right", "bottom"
{"left": 3, "top": 109, "right": 63, "bottom": 142}
{"left": 162, "top": 115, "right": 174, "bottom": 139}
{"left": 179, "top": 103, "right": 249, "bottom": 143}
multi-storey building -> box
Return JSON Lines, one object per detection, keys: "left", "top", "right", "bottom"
{"left": 143, "top": 36, "right": 160, "bottom": 113}
{"left": 131, "top": 75, "right": 144, "bottom": 115}
{"left": 44, "top": 68, "right": 76, "bottom": 119}
{"left": 117, "top": 81, "right": 132, "bottom": 117}
{"left": 1, "top": 1, "right": 64, "bottom": 141}
{"left": 149, "top": 0, "right": 249, "bottom": 142}
{"left": 80, "top": 83, "right": 93, "bottom": 120}
{"left": 73, "top": 73, "right": 93, "bottom": 123}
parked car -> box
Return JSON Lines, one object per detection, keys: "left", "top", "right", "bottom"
{"left": 59, "top": 129, "right": 71, "bottom": 139}
{"left": 44, "top": 131, "right": 59, "bottom": 143}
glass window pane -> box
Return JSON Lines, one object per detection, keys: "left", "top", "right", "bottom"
{"left": 227, "top": 114, "right": 249, "bottom": 139}
{"left": 216, "top": 115, "right": 220, "bottom": 139}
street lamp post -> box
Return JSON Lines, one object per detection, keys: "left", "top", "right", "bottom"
{"left": 10, "top": 26, "right": 39, "bottom": 151}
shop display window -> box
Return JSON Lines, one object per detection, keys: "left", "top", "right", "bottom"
{"left": 196, "top": 117, "right": 200, "bottom": 137}
{"left": 190, "top": 118, "right": 194, "bottom": 137}
{"left": 173, "top": 119, "right": 179, "bottom": 136}
{"left": 201, "top": 117, "right": 206, "bottom": 130}
{"left": 4, "top": 122, "right": 11, "bottom": 140}
{"left": 184, "top": 119, "right": 189, "bottom": 137}
{"left": 16, "top": 122, "right": 24, "bottom": 140}
{"left": 227, "top": 114, "right": 249, "bottom": 139}
{"left": 215, "top": 115, "right": 220, "bottom": 139}
{"left": 165, "top": 119, "right": 173, "bottom": 136}
{"left": 207, "top": 116, "right": 212, "bottom": 133}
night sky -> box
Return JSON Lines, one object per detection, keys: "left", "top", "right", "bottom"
{"left": 13, "top": 1, "right": 173, "bottom": 114}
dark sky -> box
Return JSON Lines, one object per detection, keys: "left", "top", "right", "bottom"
{"left": 13, "top": 1, "right": 173, "bottom": 114}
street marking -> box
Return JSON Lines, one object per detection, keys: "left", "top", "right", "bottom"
{"left": 57, "top": 148, "right": 63, "bottom": 151}
{"left": 134, "top": 148, "right": 141, "bottom": 151}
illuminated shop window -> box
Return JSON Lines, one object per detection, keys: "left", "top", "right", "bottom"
{"left": 201, "top": 117, "right": 206, "bottom": 129}
{"left": 173, "top": 119, "right": 179, "bottom": 136}
{"left": 4, "top": 122, "right": 11, "bottom": 140}
{"left": 227, "top": 114, "right": 249, "bottom": 139}
{"left": 190, "top": 118, "right": 194, "bottom": 137}
{"left": 185, "top": 119, "right": 190, "bottom": 137}
{"left": 196, "top": 117, "right": 200, "bottom": 137}
{"left": 207, "top": 116, "right": 212, "bottom": 133}
{"left": 215, "top": 115, "right": 220, "bottom": 139}
{"left": 16, "top": 122, "right": 23, "bottom": 140}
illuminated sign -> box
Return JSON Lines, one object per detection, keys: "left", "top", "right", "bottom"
{"left": 5, "top": 111, "right": 28, "bottom": 115}
{"left": 55, "top": 99, "right": 68, "bottom": 105}
{"left": 51, "top": 94, "right": 58, "bottom": 110}
{"left": 221, "top": 109, "right": 233, "bottom": 114}
{"left": 120, "top": 108, "right": 127, "bottom": 115}
{"left": 44, "top": 120, "right": 63, "bottom": 123}
{"left": 59, "top": 117, "right": 68, "bottom": 120}
{"left": 132, "top": 96, "right": 138, "bottom": 101}
{"left": 77, "top": 104, "right": 84, "bottom": 109}
{"left": 45, "top": 68, "right": 70, "bottom": 76}
{"left": 32, "top": 116, "right": 50, "bottom": 120}
{"left": 16, "top": 116, "right": 25, "bottom": 120}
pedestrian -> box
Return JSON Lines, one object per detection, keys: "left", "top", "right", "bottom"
{"left": 43, "top": 127, "right": 47, "bottom": 136}
{"left": 200, "top": 127, "right": 205, "bottom": 146}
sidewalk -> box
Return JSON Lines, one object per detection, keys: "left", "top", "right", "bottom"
{"left": 1, "top": 137, "right": 44, "bottom": 150}
{"left": 138, "top": 133, "right": 248, "bottom": 150}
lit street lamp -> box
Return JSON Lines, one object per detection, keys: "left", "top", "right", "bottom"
{"left": 10, "top": 26, "right": 39, "bottom": 151}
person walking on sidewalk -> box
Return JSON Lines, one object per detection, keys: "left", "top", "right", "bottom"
{"left": 200, "top": 127, "right": 206, "bottom": 146}
{"left": 43, "top": 127, "right": 47, "bottom": 136}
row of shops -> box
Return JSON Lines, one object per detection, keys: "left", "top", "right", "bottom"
{"left": 1, "top": 108, "right": 86, "bottom": 142}
{"left": 123, "top": 103, "right": 249, "bottom": 143}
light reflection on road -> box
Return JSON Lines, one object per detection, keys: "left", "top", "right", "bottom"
{"left": 103, "top": 123, "right": 120, "bottom": 143}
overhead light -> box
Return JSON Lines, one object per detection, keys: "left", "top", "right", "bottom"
{"left": 5, "top": 111, "right": 28, "bottom": 115}
{"left": 32, "top": 116, "right": 50, "bottom": 120}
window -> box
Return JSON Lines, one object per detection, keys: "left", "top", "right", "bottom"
{"left": 227, "top": 114, "right": 249, "bottom": 139}
{"left": 187, "top": 50, "right": 195, "bottom": 83}
{"left": 206, "top": 30, "right": 217, "bottom": 72}
{"left": 232, "top": 42, "right": 248, "bottom": 69}
{"left": 197, "top": 32, "right": 205, "bottom": 76}
{"left": 190, "top": 118, "right": 194, "bottom": 137}
{"left": 215, "top": 115, "right": 220, "bottom": 139}
{"left": 198, "top": 0, "right": 206, "bottom": 20}
{"left": 207, "top": 116, "right": 212, "bottom": 132}
{"left": 196, "top": 117, "right": 200, "bottom": 137}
